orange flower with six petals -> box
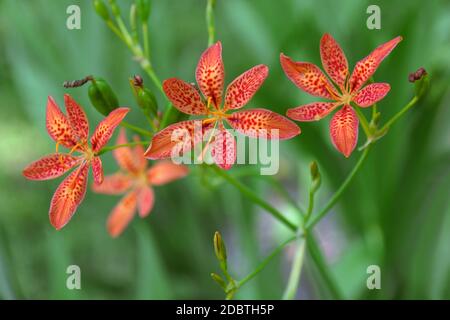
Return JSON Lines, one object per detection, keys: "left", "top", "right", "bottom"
{"left": 93, "top": 129, "right": 188, "bottom": 237}
{"left": 281, "top": 34, "right": 402, "bottom": 157}
{"left": 145, "top": 41, "right": 300, "bottom": 169}
{"left": 22, "top": 94, "right": 129, "bottom": 229}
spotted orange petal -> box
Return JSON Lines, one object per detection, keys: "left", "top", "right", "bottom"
{"left": 92, "top": 172, "right": 132, "bottom": 194}
{"left": 195, "top": 41, "right": 224, "bottom": 108}
{"left": 22, "top": 153, "right": 82, "bottom": 181}
{"left": 224, "top": 64, "right": 268, "bottom": 111}
{"left": 144, "top": 120, "right": 213, "bottom": 159}
{"left": 64, "top": 94, "right": 89, "bottom": 140}
{"left": 320, "top": 33, "right": 349, "bottom": 89}
{"left": 287, "top": 102, "right": 339, "bottom": 122}
{"left": 349, "top": 36, "right": 402, "bottom": 92}
{"left": 49, "top": 162, "right": 89, "bottom": 230}
{"left": 46, "top": 96, "right": 78, "bottom": 149}
{"left": 107, "top": 191, "right": 137, "bottom": 237}
{"left": 210, "top": 127, "right": 236, "bottom": 170}
{"left": 113, "top": 128, "right": 139, "bottom": 173}
{"left": 329, "top": 105, "right": 359, "bottom": 157}
{"left": 137, "top": 186, "right": 154, "bottom": 218}
{"left": 147, "top": 160, "right": 189, "bottom": 186}
{"left": 132, "top": 135, "right": 147, "bottom": 172}
{"left": 91, "top": 156, "right": 103, "bottom": 185}
{"left": 226, "top": 108, "right": 301, "bottom": 140}
{"left": 353, "top": 83, "right": 390, "bottom": 108}
{"left": 162, "top": 78, "right": 207, "bottom": 115}
{"left": 280, "top": 54, "right": 338, "bottom": 99}
{"left": 90, "top": 107, "right": 130, "bottom": 152}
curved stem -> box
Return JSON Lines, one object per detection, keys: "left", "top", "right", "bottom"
{"left": 354, "top": 106, "right": 371, "bottom": 137}
{"left": 212, "top": 166, "right": 297, "bottom": 231}
{"left": 97, "top": 140, "right": 151, "bottom": 155}
{"left": 305, "top": 146, "right": 371, "bottom": 230}
{"left": 282, "top": 237, "right": 306, "bottom": 299}
{"left": 238, "top": 235, "right": 297, "bottom": 288}
{"left": 380, "top": 95, "right": 419, "bottom": 132}
{"left": 120, "top": 121, "right": 153, "bottom": 137}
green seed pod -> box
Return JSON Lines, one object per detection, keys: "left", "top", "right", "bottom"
{"left": 88, "top": 78, "right": 119, "bottom": 116}
{"left": 93, "top": 0, "right": 110, "bottom": 21}
{"left": 137, "top": 87, "right": 158, "bottom": 118}
{"left": 136, "top": 0, "right": 151, "bottom": 22}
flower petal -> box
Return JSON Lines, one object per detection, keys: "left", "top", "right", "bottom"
{"left": 353, "top": 83, "right": 391, "bottom": 107}
{"left": 49, "top": 163, "right": 89, "bottom": 230}
{"left": 195, "top": 41, "right": 224, "bottom": 108}
{"left": 147, "top": 160, "right": 189, "bottom": 185}
{"left": 210, "top": 127, "right": 236, "bottom": 170}
{"left": 46, "top": 96, "right": 78, "bottom": 148}
{"left": 113, "top": 128, "right": 139, "bottom": 173}
{"left": 92, "top": 172, "right": 132, "bottom": 194}
{"left": 349, "top": 36, "right": 402, "bottom": 92}
{"left": 90, "top": 107, "right": 130, "bottom": 152}
{"left": 107, "top": 191, "right": 137, "bottom": 237}
{"left": 226, "top": 108, "right": 301, "bottom": 140}
{"left": 320, "top": 33, "right": 349, "bottom": 89}
{"left": 91, "top": 156, "right": 103, "bottom": 185}
{"left": 162, "top": 78, "right": 207, "bottom": 115}
{"left": 22, "top": 153, "right": 82, "bottom": 181}
{"left": 64, "top": 94, "right": 89, "bottom": 140}
{"left": 144, "top": 120, "right": 213, "bottom": 159}
{"left": 137, "top": 186, "right": 154, "bottom": 218}
{"left": 280, "top": 53, "right": 338, "bottom": 99}
{"left": 287, "top": 102, "right": 339, "bottom": 122}
{"left": 329, "top": 105, "right": 359, "bottom": 157}
{"left": 224, "top": 64, "right": 268, "bottom": 111}
{"left": 132, "top": 135, "right": 147, "bottom": 172}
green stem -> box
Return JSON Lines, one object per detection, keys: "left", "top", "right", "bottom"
{"left": 97, "top": 140, "right": 150, "bottom": 155}
{"left": 282, "top": 237, "right": 306, "bottom": 300}
{"left": 305, "top": 146, "right": 371, "bottom": 230}
{"left": 142, "top": 21, "right": 151, "bottom": 61}
{"left": 305, "top": 189, "right": 315, "bottom": 222}
{"left": 121, "top": 121, "right": 153, "bottom": 137}
{"left": 206, "top": 0, "right": 216, "bottom": 46}
{"left": 306, "top": 234, "right": 343, "bottom": 299}
{"left": 380, "top": 95, "right": 419, "bottom": 132}
{"left": 354, "top": 106, "right": 371, "bottom": 137}
{"left": 212, "top": 166, "right": 297, "bottom": 231}
{"left": 237, "top": 235, "right": 297, "bottom": 288}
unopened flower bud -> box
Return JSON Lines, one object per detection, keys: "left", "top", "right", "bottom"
{"left": 210, "top": 273, "right": 226, "bottom": 289}
{"left": 310, "top": 161, "right": 321, "bottom": 192}
{"left": 136, "top": 0, "right": 151, "bottom": 22}
{"left": 213, "top": 231, "right": 227, "bottom": 271}
{"left": 130, "top": 77, "right": 158, "bottom": 118}
{"left": 93, "top": 0, "right": 110, "bottom": 20}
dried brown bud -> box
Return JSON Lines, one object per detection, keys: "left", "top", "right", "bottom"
{"left": 408, "top": 67, "right": 427, "bottom": 83}
{"left": 133, "top": 75, "right": 144, "bottom": 87}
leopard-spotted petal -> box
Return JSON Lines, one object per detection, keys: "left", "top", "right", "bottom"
{"left": 106, "top": 191, "right": 137, "bottom": 237}
{"left": 162, "top": 78, "right": 208, "bottom": 115}
{"left": 147, "top": 161, "right": 189, "bottom": 186}
{"left": 320, "top": 33, "right": 349, "bottom": 89}
{"left": 64, "top": 94, "right": 89, "bottom": 140}
{"left": 46, "top": 96, "right": 78, "bottom": 149}
{"left": 287, "top": 102, "right": 339, "bottom": 122}
{"left": 210, "top": 127, "right": 236, "bottom": 170}
{"left": 353, "top": 83, "right": 391, "bottom": 108}
{"left": 22, "top": 153, "right": 82, "bottom": 181}
{"left": 90, "top": 107, "right": 130, "bottom": 152}
{"left": 329, "top": 105, "right": 359, "bottom": 158}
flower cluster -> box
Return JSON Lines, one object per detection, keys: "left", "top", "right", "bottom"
{"left": 22, "top": 34, "right": 402, "bottom": 236}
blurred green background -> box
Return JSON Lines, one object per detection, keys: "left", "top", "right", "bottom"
{"left": 0, "top": 0, "right": 449, "bottom": 299}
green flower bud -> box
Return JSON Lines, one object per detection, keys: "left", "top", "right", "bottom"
{"left": 214, "top": 231, "right": 227, "bottom": 271}
{"left": 108, "top": 0, "right": 121, "bottom": 16}
{"left": 93, "top": 0, "right": 110, "bottom": 21}
{"left": 88, "top": 78, "right": 119, "bottom": 116}
{"left": 310, "top": 161, "right": 321, "bottom": 192}
{"left": 136, "top": 0, "right": 151, "bottom": 22}
{"left": 210, "top": 273, "right": 226, "bottom": 289}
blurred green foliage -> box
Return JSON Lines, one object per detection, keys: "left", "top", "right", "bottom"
{"left": 0, "top": 0, "right": 449, "bottom": 299}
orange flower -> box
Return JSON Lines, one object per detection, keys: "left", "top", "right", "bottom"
{"left": 93, "top": 129, "right": 189, "bottom": 237}
{"left": 23, "top": 94, "right": 129, "bottom": 229}
{"left": 145, "top": 41, "right": 300, "bottom": 169}
{"left": 281, "top": 34, "right": 402, "bottom": 157}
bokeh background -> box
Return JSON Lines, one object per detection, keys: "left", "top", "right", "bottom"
{"left": 0, "top": 0, "right": 449, "bottom": 299}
